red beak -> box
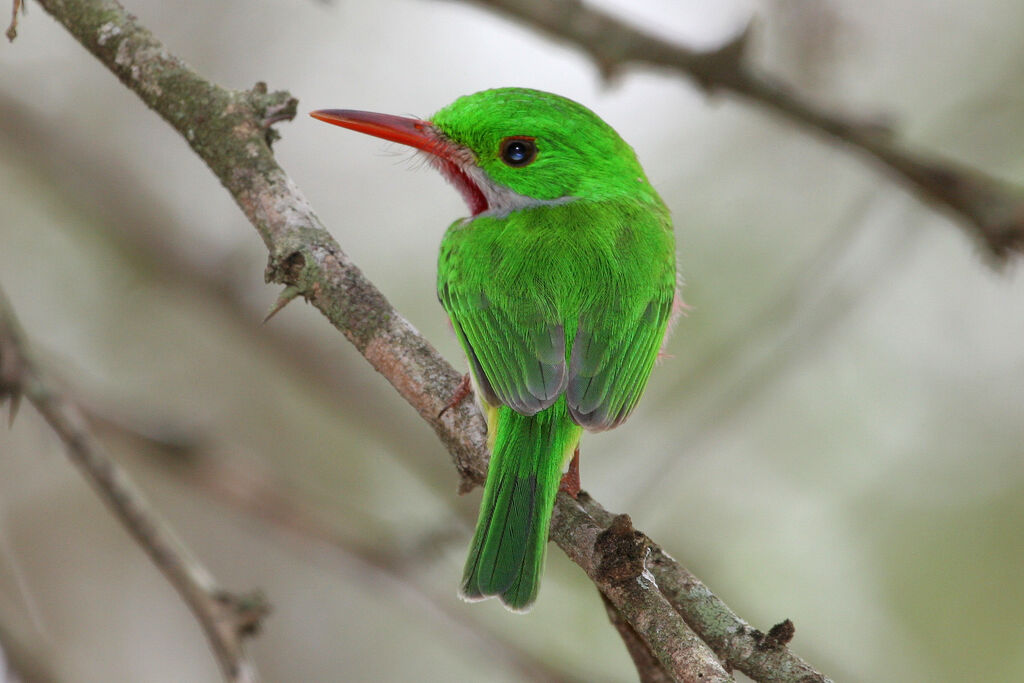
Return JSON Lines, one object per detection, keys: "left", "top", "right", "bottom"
{"left": 309, "top": 109, "right": 448, "bottom": 157}
{"left": 311, "top": 108, "right": 490, "bottom": 216}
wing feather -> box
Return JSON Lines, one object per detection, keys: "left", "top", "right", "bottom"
{"left": 440, "top": 281, "right": 567, "bottom": 415}
{"left": 438, "top": 202, "right": 674, "bottom": 425}
{"left": 567, "top": 275, "right": 674, "bottom": 431}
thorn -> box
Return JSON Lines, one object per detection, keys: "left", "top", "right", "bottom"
{"left": 595, "top": 58, "right": 622, "bottom": 88}
{"left": 262, "top": 285, "right": 302, "bottom": 324}
{"left": 6, "top": 0, "right": 23, "bottom": 43}
{"left": 693, "top": 16, "right": 757, "bottom": 94}
{"left": 713, "top": 15, "right": 756, "bottom": 66}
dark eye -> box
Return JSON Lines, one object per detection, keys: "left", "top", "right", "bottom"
{"left": 500, "top": 137, "right": 537, "bottom": 167}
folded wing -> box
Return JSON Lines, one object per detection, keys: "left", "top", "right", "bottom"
{"left": 440, "top": 282, "right": 567, "bottom": 415}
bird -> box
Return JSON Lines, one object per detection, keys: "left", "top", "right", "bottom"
{"left": 311, "top": 88, "right": 677, "bottom": 611}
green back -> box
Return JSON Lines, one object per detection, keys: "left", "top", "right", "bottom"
{"left": 439, "top": 197, "right": 674, "bottom": 430}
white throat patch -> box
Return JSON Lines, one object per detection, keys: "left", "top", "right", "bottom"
{"left": 461, "top": 164, "right": 576, "bottom": 219}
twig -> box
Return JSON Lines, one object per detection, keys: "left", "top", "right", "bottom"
{"left": 0, "top": 288, "right": 266, "bottom": 683}
{"left": 6, "top": 0, "right": 22, "bottom": 41}
{"left": 453, "top": 0, "right": 1024, "bottom": 263}
{"left": 27, "top": 0, "right": 832, "bottom": 679}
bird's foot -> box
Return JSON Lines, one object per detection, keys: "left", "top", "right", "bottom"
{"left": 438, "top": 373, "right": 472, "bottom": 418}
{"left": 559, "top": 447, "right": 581, "bottom": 499}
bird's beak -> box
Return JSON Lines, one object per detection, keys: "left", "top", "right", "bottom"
{"left": 311, "top": 107, "right": 489, "bottom": 216}
{"left": 310, "top": 109, "right": 449, "bottom": 158}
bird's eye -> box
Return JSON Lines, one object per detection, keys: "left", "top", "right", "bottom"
{"left": 500, "top": 137, "right": 537, "bottom": 167}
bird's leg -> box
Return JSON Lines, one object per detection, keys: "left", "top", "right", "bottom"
{"left": 559, "top": 447, "right": 581, "bottom": 499}
{"left": 438, "top": 373, "right": 473, "bottom": 418}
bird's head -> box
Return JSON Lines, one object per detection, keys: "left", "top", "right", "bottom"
{"left": 311, "top": 87, "right": 657, "bottom": 218}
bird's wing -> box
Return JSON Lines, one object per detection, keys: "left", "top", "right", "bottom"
{"left": 566, "top": 207, "right": 676, "bottom": 432}
{"left": 566, "top": 288, "right": 674, "bottom": 431}
{"left": 440, "top": 281, "right": 567, "bottom": 415}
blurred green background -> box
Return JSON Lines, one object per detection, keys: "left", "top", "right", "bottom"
{"left": 2, "top": 0, "right": 1023, "bottom": 681}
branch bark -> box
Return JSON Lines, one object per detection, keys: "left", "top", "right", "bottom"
{"left": 454, "top": 0, "right": 1024, "bottom": 263}
{"left": 24, "top": 0, "right": 831, "bottom": 680}
{"left": 600, "top": 592, "right": 676, "bottom": 683}
{"left": 579, "top": 496, "right": 828, "bottom": 682}
{"left": 0, "top": 289, "right": 267, "bottom": 683}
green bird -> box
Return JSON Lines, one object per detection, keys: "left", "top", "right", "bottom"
{"left": 312, "top": 88, "right": 676, "bottom": 611}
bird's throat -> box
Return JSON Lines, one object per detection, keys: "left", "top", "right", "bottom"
{"left": 430, "top": 153, "right": 575, "bottom": 220}
{"left": 434, "top": 157, "right": 489, "bottom": 216}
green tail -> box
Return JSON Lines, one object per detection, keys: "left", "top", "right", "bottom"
{"left": 461, "top": 398, "right": 581, "bottom": 611}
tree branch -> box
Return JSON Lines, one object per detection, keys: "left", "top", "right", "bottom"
{"left": 88, "top": 410, "right": 586, "bottom": 683}
{"left": 0, "top": 288, "right": 267, "bottom": 683}
{"left": 600, "top": 591, "right": 675, "bottom": 683}
{"left": 579, "top": 496, "right": 828, "bottom": 682}
{"left": 550, "top": 505, "right": 732, "bottom": 681}
{"left": 0, "top": 89, "right": 465, "bottom": 524}
{"left": 25, "top": 0, "right": 830, "bottom": 679}
{"left": 453, "top": 0, "right": 1024, "bottom": 263}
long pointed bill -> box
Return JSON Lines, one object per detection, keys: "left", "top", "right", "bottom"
{"left": 309, "top": 109, "right": 448, "bottom": 157}
{"left": 310, "top": 108, "right": 489, "bottom": 216}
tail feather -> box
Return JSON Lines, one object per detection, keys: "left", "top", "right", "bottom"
{"left": 461, "top": 399, "right": 580, "bottom": 611}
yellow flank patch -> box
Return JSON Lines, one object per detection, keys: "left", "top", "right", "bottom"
{"left": 484, "top": 402, "right": 500, "bottom": 452}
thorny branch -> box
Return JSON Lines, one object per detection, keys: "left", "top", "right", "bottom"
{"left": 0, "top": 90, "right": 464, "bottom": 519}
{"left": 17, "top": 0, "right": 835, "bottom": 680}
{"left": 456, "top": 0, "right": 1024, "bottom": 263}
{"left": 0, "top": 289, "right": 267, "bottom": 683}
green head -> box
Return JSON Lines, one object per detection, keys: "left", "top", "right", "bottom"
{"left": 311, "top": 87, "right": 662, "bottom": 217}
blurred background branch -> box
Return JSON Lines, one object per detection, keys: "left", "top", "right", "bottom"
{"left": 457, "top": 0, "right": 1024, "bottom": 262}
{"left": 0, "top": 618, "right": 58, "bottom": 683}
{"left": 0, "top": 288, "right": 266, "bottom": 683}
{"left": 73, "top": 392, "right": 587, "bottom": 683}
